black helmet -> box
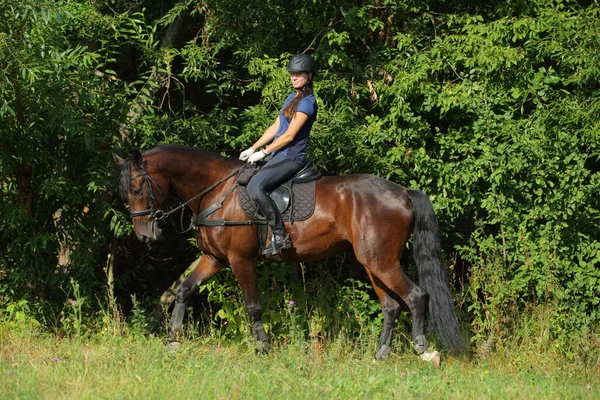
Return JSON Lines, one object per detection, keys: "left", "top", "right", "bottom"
{"left": 286, "top": 54, "right": 317, "bottom": 74}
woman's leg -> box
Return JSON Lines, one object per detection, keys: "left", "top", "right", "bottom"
{"left": 247, "top": 154, "right": 303, "bottom": 244}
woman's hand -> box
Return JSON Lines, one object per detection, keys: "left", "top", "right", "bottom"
{"left": 248, "top": 150, "right": 267, "bottom": 164}
{"left": 239, "top": 147, "right": 255, "bottom": 161}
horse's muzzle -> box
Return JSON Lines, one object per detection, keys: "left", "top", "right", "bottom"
{"left": 134, "top": 219, "right": 163, "bottom": 244}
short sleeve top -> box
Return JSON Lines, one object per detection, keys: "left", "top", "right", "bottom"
{"left": 272, "top": 93, "right": 318, "bottom": 166}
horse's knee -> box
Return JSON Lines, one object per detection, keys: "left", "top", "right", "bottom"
{"left": 175, "top": 291, "right": 185, "bottom": 304}
{"left": 383, "top": 303, "right": 401, "bottom": 320}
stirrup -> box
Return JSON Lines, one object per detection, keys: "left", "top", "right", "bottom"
{"left": 262, "top": 233, "right": 292, "bottom": 255}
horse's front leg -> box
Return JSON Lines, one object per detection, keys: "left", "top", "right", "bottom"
{"left": 230, "top": 257, "right": 270, "bottom": 353}
{"left": 168, "top": 254, "right": 224, "bottom": 343}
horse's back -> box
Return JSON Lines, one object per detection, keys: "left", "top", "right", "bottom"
{"left": 316, "top": 173, "right": 413, "bottom": 215}
{"left": 310, "top": 173, "right": 413, "bottom": 239}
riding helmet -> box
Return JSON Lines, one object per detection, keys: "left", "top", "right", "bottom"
{"left": 286, "top": 54, "right": 317, "bottom": 74}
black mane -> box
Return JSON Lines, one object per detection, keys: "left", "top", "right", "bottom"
{"left": 117, "top": 157, "right": 131, "bottom": 203}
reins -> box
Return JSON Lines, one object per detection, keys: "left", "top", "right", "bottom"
{"left": 161, "top": 167, "right": 241, "bottom": 222}
{"left": 130, "top": 164, "right": 266, "bottom": 233}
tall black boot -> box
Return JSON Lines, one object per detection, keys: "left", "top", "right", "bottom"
{"left": 253, "top": 193, "right": 292, "bottom": 255}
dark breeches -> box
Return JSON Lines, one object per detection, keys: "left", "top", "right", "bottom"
{"left": 246, "top": 153, "right": 303, "bottom": 235}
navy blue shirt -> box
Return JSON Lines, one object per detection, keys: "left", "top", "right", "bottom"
{"left": 272, "top": 93, "right": 318, "bottom": 166}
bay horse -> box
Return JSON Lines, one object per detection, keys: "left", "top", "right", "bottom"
{"left": 114, "top": 144, "right": 464, "bottom": 359}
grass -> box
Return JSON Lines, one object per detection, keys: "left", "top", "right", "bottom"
{"left": 1, "top": 324, "right": 598, "bottom": 399}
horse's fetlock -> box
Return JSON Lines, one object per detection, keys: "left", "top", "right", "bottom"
{"left": 168, "top": 325, "right": 182, "bottom": 342}
{"left": 246, "top": 303, "right": 262, "bottom": 321}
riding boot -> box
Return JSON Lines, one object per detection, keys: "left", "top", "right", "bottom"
{"left": 253, "top": 192, "right": 292, "bottom": 255}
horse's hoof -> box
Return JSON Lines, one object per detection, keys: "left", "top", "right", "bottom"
{"left": 375, "top": 344, "right": 392, "bottom": 360}
{"left": 255, "top": 341, "right": 270, "bottom": 354}
{"left": 412, "top": 334, "right": 429, "bottom": 355}
{"left": 166, "top": 341, "right": 182, "bottom": 354}
{"left": 420, "top": 350, "right": 441, "bottom": 368}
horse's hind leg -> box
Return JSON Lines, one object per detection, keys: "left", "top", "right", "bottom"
{"left": 168, "top": 255, "right": 223, "bottom": 342}
{"left": 363, "top": 264, "right": 429, "bottom": 358}
{"left": 364, "top": 270, "right": 400, "bottom": 360}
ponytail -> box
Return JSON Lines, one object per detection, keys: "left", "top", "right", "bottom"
{"left": 282, "top": 82, "right": 313, "bottom": 119}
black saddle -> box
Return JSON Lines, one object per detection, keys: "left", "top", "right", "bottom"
{"left": 237, "top": 161, "right": 321, "bottom": 223}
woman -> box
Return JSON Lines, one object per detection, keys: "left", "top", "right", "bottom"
{"left": 239, "top": 53, "right": 318, "bottom": 255}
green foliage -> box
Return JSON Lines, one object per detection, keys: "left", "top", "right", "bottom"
{"left": 198, "top": 259, "right": 383, "bottom": 343}
{"left": 0, "top": 324, "right": 597, "bottom": 399}
{"left": 59, "top": 277, "right": 86, "bottom": 338}
{"left": 127, "top": 294, "right": 150, "bottom": 336}
{"left": 0, "top": 0, "right": 130, "bottom": 307}
{"left": 0, "top": 299, "right": 41, "bottom": 331}
{"left": 335, "top": 279, "right": 387, "bottom": 338}
{"left": 0, "top": 0, "right": 598, "bottom": 359}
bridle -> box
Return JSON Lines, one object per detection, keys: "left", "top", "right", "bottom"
{"left": 128, "top": 167, "right": 167, "bottom": 219}
{"left": 127, "top": 162, "right": 254, "bottom": 232}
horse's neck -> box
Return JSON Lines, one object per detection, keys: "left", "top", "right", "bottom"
{"left": 162, "top": 151, "right": 239, "bottom": 205}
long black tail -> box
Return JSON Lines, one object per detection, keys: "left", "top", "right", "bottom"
{"left": 408, "top": 190, "right": 464, "bottom": 353}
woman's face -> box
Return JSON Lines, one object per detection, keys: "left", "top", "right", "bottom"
{"left": 290, "top": 72, "right": 311, "bottom": 89}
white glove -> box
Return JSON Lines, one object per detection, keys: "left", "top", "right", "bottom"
{"left": 239, "top": 147, "right": 255, "bottom": 161}
{"left": 248, "top": 150, "right": 267, "bottom": 164}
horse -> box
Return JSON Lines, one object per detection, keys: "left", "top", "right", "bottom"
{"left": 113, "top": 144, "right": 464, "bottom": 360}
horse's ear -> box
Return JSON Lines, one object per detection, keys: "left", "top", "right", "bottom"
{"left": 113, "top": 153, "right": 125, "bottom": 166}
{"left": 131, "top": 149, "right": 143, "bottom": 168}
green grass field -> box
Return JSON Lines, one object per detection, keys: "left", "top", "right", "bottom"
{"left": 1, "top": 325, "right": 597, "bottom": 400}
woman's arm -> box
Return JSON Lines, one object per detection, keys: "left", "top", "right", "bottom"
{"left": 263, "top": 112, "right": 309, "bottom": 154}
{"left": 251, "top": 117, "right": 280, "bottom": 150}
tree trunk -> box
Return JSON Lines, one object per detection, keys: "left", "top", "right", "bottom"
{"left": 117, "top": 15, "right": 184, "bottom": 146}
{"left": 11, "top": 70, "right": 33, "bottom": 216}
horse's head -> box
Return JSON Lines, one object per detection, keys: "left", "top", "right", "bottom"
{"left": 113, "top": 149, "right": 170, "bottom": 244}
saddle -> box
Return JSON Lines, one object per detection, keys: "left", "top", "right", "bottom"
{"left": 237, "top": 161, "right": 321, "bottom": 224}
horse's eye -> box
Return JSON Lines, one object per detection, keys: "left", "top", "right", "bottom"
{"left": 132, "top": 187, "right": 143, "bottom": 196}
